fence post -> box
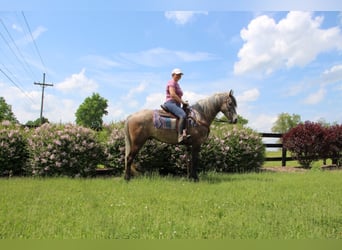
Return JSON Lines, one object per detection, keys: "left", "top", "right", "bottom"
{"left": 282, "top": 148, "right": 287, "bottom": 167}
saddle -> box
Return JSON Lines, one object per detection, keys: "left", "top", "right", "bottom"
{"left": 159, "top": 103, "right": 190, "bottom": 118}
{"left": 159, "top": 104, "right": 178, "bottom": 118}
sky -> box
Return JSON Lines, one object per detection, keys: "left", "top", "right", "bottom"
{"left": 1, "top": 1, "right": 342, "bottom": 132}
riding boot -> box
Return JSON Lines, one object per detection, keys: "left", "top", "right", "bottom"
{"left": 178, "top": 118, "right": 185, "bottom": 143}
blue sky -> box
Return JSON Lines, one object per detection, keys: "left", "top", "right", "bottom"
{"left": 1, "top": 1, "right": 342, "bottom": 132}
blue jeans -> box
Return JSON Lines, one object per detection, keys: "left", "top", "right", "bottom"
{"left": 164, "top": 100, "right": 186, "bottom": 119}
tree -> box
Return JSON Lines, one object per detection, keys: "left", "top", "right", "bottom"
{"left": 75, "top": 93, "right": 108, "bottom": 129}
{"left": 272, "top": 113, "right": 301, "bottom": 134}
{"left": 25, "top": 117, "right": 49, "bottom": 127}
{"left": 0, "top": 97, "right": 18, "bottom": 123}
{"left": 214, "top": 114, "right": 248, "bottom": 126}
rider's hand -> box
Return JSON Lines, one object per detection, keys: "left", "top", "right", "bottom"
{"left": 183, "top": 100, "right": 189, "bottom": 106}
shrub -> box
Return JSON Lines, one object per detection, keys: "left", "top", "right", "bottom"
{"left": 322, "top": 124, "right": 342, "bottom": 166}
{"left": 28, "top": 123, "right": 104, "bottom": 177}
{"left": 0, "top": 121, "right": 29, "bottom": 176}
{"left": 135, "top": 141, "right": 188, "bottom": 176}
{"left": 104, "top": 127, "right": 125, "bottom": 175}
{"left": 200, "top": 126, "right": 265, "bottom": 172}
{"left": 283, "top": 121, "right": 326, "bottom": 168}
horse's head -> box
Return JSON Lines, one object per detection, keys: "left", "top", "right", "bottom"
{"left": 220, "top": 90, "right": 238, "bottom": 124}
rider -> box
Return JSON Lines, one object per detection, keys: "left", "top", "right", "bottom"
{"left": 164, "top": 68, "right": 190, "bottom": 143}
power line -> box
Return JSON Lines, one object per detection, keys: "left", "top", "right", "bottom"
{"left": 0, "top": 18, "right": 38, "bottom": 80}
{"left": 21, "top": 11, "right": 47, "bottom": 73}
{"left": 0, "top": 25, "right": 36, "bottom": 82}
{"left": 0, "top": 67, "right": 35, "bottom": 104}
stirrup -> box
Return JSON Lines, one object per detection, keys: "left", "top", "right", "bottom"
{"left": 178, "top": 133, "right": 191, "bottom": 143}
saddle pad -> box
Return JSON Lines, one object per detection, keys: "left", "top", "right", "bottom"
{"left": 153, "top": 110, "right": 177, "bottom": 130}
{"left": 153, "top": 108, "right": 199, "bottom": 130}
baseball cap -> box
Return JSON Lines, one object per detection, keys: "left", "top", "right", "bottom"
{"left": 171, "top": 68, "right": 183, "bottom": 75}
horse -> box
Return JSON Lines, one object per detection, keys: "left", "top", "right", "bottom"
{"left": 124, "top": 90, "right": 238, "bottom": 181}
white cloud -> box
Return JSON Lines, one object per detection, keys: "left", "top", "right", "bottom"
{"left": 236, "top": 88, "right": 260, "bottom": 102}
{"left": 248, "top": 114, "right": 278, "bottom": 132}
{"left": 43, "top": 96, "right": 78, "bottom": 123}
{"left": 143, "top": 92, "right": 164, "bottom": 110}
{"left": 124, "top": 81, "right": 147, "bottom": 100}
{"left": 183, "top": 91, "right": 207, "bottom": 104}
{"left": 105, "top": 102, "right": 125, "bottom": 122}
{"left": 18, "top": 26, "right": 47, "bottom": 46}
{"left": 55, "top": 69, "right": 98, "bottom": 94}
{"left": 322, "top": 64, "right": 342, "bottom": 84}
{"left": 12, "top": 23, "right": 23, "bottom": 32}
{"left": 234, "top": 11, "right": 342, "bottom": 75}
{"left": 164, "top": 11, "right": 208, "bottom": 25}
{"left": 304, "top": 88, "right": 326, "bottom": 104}
{"left": 0, "top": 83, "right": 34, "bottom": 122}
{"left": 81, "top": 55, "right": 121, "bottom": 69}
{"left": 119, "top": 47, "right": 217, "bottom": 67}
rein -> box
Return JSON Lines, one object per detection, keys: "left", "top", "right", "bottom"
{"left": 189, "top": 115, "right": 210, "bottom": 134}
{"left": 187, "top": 105, "right": 210, "bottom": 135}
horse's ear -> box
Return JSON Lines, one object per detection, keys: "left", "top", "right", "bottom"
{"left": 229, "top": 90, "right": 233, "bottom": 96}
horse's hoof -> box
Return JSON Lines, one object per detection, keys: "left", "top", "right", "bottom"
{"left": 188, "top": 176, "right": 199, "bottom": 182}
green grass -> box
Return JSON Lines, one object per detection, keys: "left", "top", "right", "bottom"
{"left": 1, "top": 171, "right": 342, "bottom": 239}
{"left": 263, "top": 150, "right": 333, "bottom": 167}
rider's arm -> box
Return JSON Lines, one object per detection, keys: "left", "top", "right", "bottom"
{"left": 169, "top": 86, "right": 187, "bottom": 105}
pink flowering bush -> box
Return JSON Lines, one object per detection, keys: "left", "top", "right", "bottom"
{"left": 105, "top": 127, "right": 125, "bottom": 175}
{"left": 200, "top": 126, "right": 265, "bottom": 172}
{"left": 28, "top": 123, "right": 104, "bottom": 177}
{"left": 0, "top": 121, "right": 29, "bottom": 176}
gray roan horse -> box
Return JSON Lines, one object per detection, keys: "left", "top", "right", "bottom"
{"left": 124, "top": 90, "right": 238, "bottom": 181}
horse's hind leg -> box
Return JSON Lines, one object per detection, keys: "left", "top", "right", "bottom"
{"left": 125, "top": 150, "right": 136, "bottom": 181}
{"left": 124, "top": 119, "right": 135, "bottom": 181}
{"left": 124, "top": 118, "right": 147, "bottom": 181}
{"left": 125, "top": 143, "right": 145, "bottom": 181}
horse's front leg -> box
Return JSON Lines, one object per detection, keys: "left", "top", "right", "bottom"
{"left": 189, "top": 145, "right": 200, "bottom": 182}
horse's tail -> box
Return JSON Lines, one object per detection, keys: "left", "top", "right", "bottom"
{"left": 124, "top": 116, "right": 131, "bottom": 169}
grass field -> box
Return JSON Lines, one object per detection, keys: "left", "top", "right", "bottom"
{"left": 1, "top": 171, "right": 342, "bottom": 239}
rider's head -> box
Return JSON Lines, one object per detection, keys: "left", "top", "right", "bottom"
{"left": 171, "top": 68, "right": 183, "bottom": 76}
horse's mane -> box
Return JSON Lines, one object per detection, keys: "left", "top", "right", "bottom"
{"left": 192, "top": 92, "right": 236, "bottom": 116}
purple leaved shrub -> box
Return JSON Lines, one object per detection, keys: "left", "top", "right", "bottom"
{"left": 283, "top": 121, "right": 326, "bottom": 168}
{"left": 28, "top": 123, "right": 104, "bottom": 177}
{"left": 324, "top": 125, "right": 342, "bottom": 166}
{"left": 0, "top": 121, "right": 29, "bottom": 176}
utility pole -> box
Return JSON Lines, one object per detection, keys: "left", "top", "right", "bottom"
{"left": 34, "top": 73, "right": 53, "bottom": 124}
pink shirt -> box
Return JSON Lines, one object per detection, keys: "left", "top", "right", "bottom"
{"left": 165, "top": 79, "right": 183, "bottom": 103}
